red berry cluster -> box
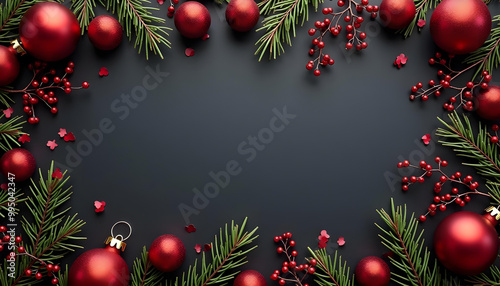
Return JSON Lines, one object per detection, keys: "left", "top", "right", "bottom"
{"left": 307, "top": 0, "right": 377, "bottom": 76}
{"left": 167, "top": 0, "right": 180, "bottom": 18}
{"left": 488, "top": 124, "right": 500, "bottom": 144}
{"left": 410, "top": 52, "right": 492, "bottom": 111}
{"left": 0, "top": 225, "right": 61, "bottom": 284}
{"left": 270, "top": 232, "right": 316, "bottom": 286}
{"left": 1, "top": 61, "right": 89, "bottom": 124}
{"left": 396, "top": 158, "right": 490, "bottom": 222}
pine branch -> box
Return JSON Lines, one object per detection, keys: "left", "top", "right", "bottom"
{"left": 70, "top": 0, "right": 96, "bottom": 34}
{"left": 436, "top": 112, "right": 500, "bottom": 184}
{"left": 0, "top": 89, "right": 15, "bottom": 108}
{"left": 465, "top": 15, "right": 500, "bottom": 80}
{"left": 467, "top": 262, "right": 500, "bottom": 285}
{"left": 0, "top": 115, "right": 27, "bottom": 152}
{"left": 57, "top": 265, "right": 69, "bottom": 286}
{"left": 8, "top": 162, "right": 85, "bottom": 286}
{"left": 169, "top": 217, "right": 258, "bottom": 286}
{"left": 400, "top": 0, "right": 441, "bottom": 38}
{"left": 307, "top": 248, "right": 354, "bottom": 286}
{"left": 101, "top": 0, "right": 171, "bottom": 60}
{"left": 131, "top": 246, "right": 165, "bottom": 286}
{"left": 0, "top": 188, "right": 25, "bottom": 218}
{"left": 255, "top": 0, "right": 321, "bottom": 61}
{"left": 376, "top": 199, "right": 457, "bottom": 286}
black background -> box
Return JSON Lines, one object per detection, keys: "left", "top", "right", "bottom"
{"left": 4, "top": 0, "right": 500, "bottom": 285}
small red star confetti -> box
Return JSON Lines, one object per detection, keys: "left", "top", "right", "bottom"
{"left": 64, "top": 132, "right": 76, "bottom": 142}
{"left": 185, "top": 48, "right": 195, "bottom": 57}
{"left": 185, "top": 224, "right": 196, "bottom": 233}
{"left": 99, "top": 67, "right": 109, "bottom": 77}
{"left": 337, "top": 237, "right": 346, "bottom": 246}
{"left": 318, "top": 230, "right": 330, "bottom": 248}
{"left": 422, "top": 134, "right": 431, "bottom": 145}
{"left": 194, "top": 244, "right": 202, "bottom": 253}
{"left": 417, "top": 19, "right": 426, "bottom": 28}
{"left": 394, "top": 53, "right": 408, "bottom": 69}
{"left": 157, "top": 0, "right": 164, "bottom": 4}
{"left": 58, "top": 128, "right": 67, "bottom": 138}
{"left": 3, "top": 108, "right": 13, "bottom": 118}
{"left": 203, "top": 243, "right": 211, "bottom": 252}
{"left": 319, "top": 240, "right": 327, "bottom": 248}
{"left": 52, "top": 168, "right": 63, "bottom": 179}
{"left": 18, "top": 134, "right": 30, "bottom": 143}
{"left": 0, "top": 183, "right": 7, "bottom": 190}
{"left": 202, "top": 34, "right": 210, "bottom": 41}
{"left": 94, "top": 201, "right": 106, "bottom": 213}
{"left": 47, "top": 140, "right": 58, "bottom": 150}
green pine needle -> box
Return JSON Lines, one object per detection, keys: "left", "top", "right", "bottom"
{"left": 70, "top": 0, "right": 96, "bottom": 34}
{"left": 465, "top": 15, "right": 500, "bottom": 80}
{"left": 400, "top": 0, "right": 441, "bottom": 38}
{"left": 467, "top": 262, "right": 500, "bottom": 285}
{"left": 0, "top": 114, "right": 27, "bottom": 152}
{"left": 0, "top": 187, "right": 25, "bottom": 219}
{"left": 376, "top": 199, "right": 457, "bottom": 286}
{"left": 131, "top": 246, "right": 165, "bottom": 286}
{"left": 57, "top": 265, "right": 69, "bottom": 286}
{"left": 169, "top": 217, "right": 258, "bottom": 286}
{"left": 0, "top": 89, "right": 14, "bottom": 108}
{"left": 0, "top": 0, "right": 44, "bottom": 44}
{"left": 308, "top": 248, "right": 354, "bottom": 286}
{"left": 101, "top": 0, "right": 171, "bottom": 60}
{"left": 255, "top": 0, "right": 321, "bottom": 61}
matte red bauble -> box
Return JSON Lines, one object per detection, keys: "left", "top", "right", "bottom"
{"left": 475, "top": 85, "right": 500, "bottom": 121}
{"left": 434, "top": 211, "right": 499, "bottom": 276}
{"left": 430, "top": 0, "right": 491, "bottom": 55}
{"left": 0, "top": 148, "right": 36, "bottom": 182}
{"left": 379, "top": 0, "right": 416, "bottom": 30}
{"left": 19, "top": 2, "right": 81, "bottom": 62}
{"left": 226, "top": 0, "right": 260, "bottom": 32}
{"left": 355, "top": 256, "right": 390, "bottom": 286}
{"left": 0, "top": 45, "right": 19, "bottom": 86}
{"left": 174, "top": 2, "right": 211, "bottom": 39}
{"left": 233, "top": 270, "right": 267, "bottom": 286}
{"left": 69, "top": 237, "right": 129, "bottom": 286}
{"left": 88, "top": 15, "right": 123, "bottom": 51}
{"left": 149, "top": 234, "right": 186, "bottom": 272}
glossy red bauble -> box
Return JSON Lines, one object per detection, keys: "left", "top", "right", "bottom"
{"left": 149, "top": 234, "right": 186, "bottom": 272}
{"left": 19, "top": 2, "right": 81, "bottom": 62}
{"left": 0, "top": 148, "right": 36, "bottom": 182}
{"left": 233, "top": 270, "right": 267, "bottom": 286}
{"left": 379, "top": 0, "right": 416, "bottom": 30}
{"left": 68, "top": 246, "right": 129, "bottom": 286}
{"left": 226, "top": 0, "right": 260, "bottom": 32}
{"left": 0, "top": 46, "right": 19, "bottom": 86}
{"left": 475, "top": 85, "right": 500, "bottom": 121}
{"left": 174, "top": 2, "right": 211, "bottom": 39}
{"left": 434, "top": 211, "right": 499, "bottom": 276}
{"left": 355, "top": 256, "right": 390, "bottom": 286}
{"left": 430, "top": 0, "right": 491, "bottom": 55}
{"left": 88, "top": 15, "right": 123, "bottom": 51}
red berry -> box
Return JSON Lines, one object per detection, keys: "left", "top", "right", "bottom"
{"left": 67, "top": 61, "right": 75, "bottom": 68}
{"left": 419, "top": 215, "right": 426, "bottom": 222}
{"left": 308, "top": 267, "right": 316, "bottom": 274}
{"left": 282, "top": 266, "right": 288, "bottom": 273}
{"left": 65, "top": 67, "right": 73, "bottom": 74}
{"left": 344, "top": 15, "right": 351, "bottom": 22}
{"left": 429, "top": 58, "right": 435, "bottom": 65}
{"left": 64, "top": 87, "right": 72, "bottom": 94}
{"left": 291, "top": 250, "right": 298, "bottom": 257}
{"left": 277, "top": 247, "right": 284, "bottom": 253}
{"left": 53, "top": 77, "right": 61, "bottom": 83}
{"left": 35, "top": 273, "right": 42, "bottom": 280}
{"left": 314, "top": 69, "right": 321, "bottom": 76}
{"left": 271, "top": 273, "right": 278, "bottom": 280}
{"left": 25, "top": 269, "right": 32, "bottom": 276}
{"left": 53, "top": 265, "right": 60, "bottom": 272}
{"left": 279, "top": 279, "right": 286, "bottom": 285}
{"left": 481, "top": 82, "right": 489, "bottom": 89}
{"left": 402, "top": 185, "right": 409, "bottom": 191}
{"left": 41, "top": 77, "right": 49, "bottom": 84}
{"left": 168, "top": 5, "right": 175, "bottom": 12}
{"left": 441, "top": 160, "right": 448, "bottom": 167}
{"left": 51, "top": 278, "right": 59, "bottom": 285}
{"left": 64, "top": 81, "right": 71, "bottom": 88}
{"left": 439, "top": 204, "right": 446, "bottom": 211}
{"left": 51, "top": 107, "right": 58, "bottom": 114}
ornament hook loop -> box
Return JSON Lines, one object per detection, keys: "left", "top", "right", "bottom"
{"left": 111, "top": 221, "right": 132, "bottom": 241}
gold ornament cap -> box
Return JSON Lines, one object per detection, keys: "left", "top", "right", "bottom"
{"left": 10, "top": 39, "right": 26, "bottom": 56}
{"left": 105, "top": 236, "right": 127, "bottom": 252}
{"left": 485, "top": 206, "right": 500, "bottom": 220}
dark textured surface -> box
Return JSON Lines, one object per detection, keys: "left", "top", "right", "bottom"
{"left": 4, "top": 0, "right": 500, "bottom": 284}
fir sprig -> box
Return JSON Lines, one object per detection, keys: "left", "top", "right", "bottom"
{"left": 0, "top": 188, "right": 25, "bottom": 218}
{"left": 467, "top": 262, "right": 500, "bottom": 285}
{"left": 169, "top": 217, "right": 258, "bottom": 286}
{"left": 4, "top": 162, "right": 86, "bottom": 286}
{"left": 0, "top": 90, "right": 13, "bottom": 108}
{"left": 101, "top": 0, "right": 171, "bottom": 60}
{"left": 70, "top": 0, "right": 96, "bottom": 34}
{"left": 255, "top": 0, "right": 321, "bottom": 61}
{"left": 307, "top": 248, "right": 354, "bottom": 286}
{"left": 400, "top": 0, "right": 441, "bottom": 38}
{"left": 0, "top": 114, "right": 27, "bottom": 152}
{"left": 465, "top": 15, "right": 500, "bottom": 80}
{"left": 436, "top": 112, "right": 500, "bottom": 189}
{"left": 56, "top": 265, "right": 69, "bottom": 286}
{"left": 376, "top": 199, "right": 456, "bottom": 286}
{"left": 131, "top": 246, "right": 165, "bottom": 286}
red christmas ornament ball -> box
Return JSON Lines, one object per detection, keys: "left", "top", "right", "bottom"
{"left": 69, "top": 246, "right": 129, "bottom": 286}
{"left": 0, "top": 148, "right": 36, "bottom": 182}
{"left": 88, "top": 15, "right": 123, "bottom": 51}
{"left": 379, "top": 0, "right": 416, "bottom": 30}
{"left": 355, "top": 256, "right": 390, "bottom": 286}
{"left": 430, "top": 0, "right": 491, "bottom": 55}
{"left": 434, "top": 211, "right": 499, "bottom": 276}
{"left": 0, "top": 45, "right": 19, "bottom": 86}
{"left": 19, "top": 2, "right": 80, "bottom": 62}
{"left": 149, "top": 234, "right": 186, "bottom": 272}
{"left": 226, "top": 0, "right": 260, "bottom": 32}
{"left": 174, "top": 2, "right": 211, "bottom": 39}
{"left": 233, "top": 270, "right": 267, "bottom": 286}
{"left": 475, "top": 85, "right": 500, "bottom": 121}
